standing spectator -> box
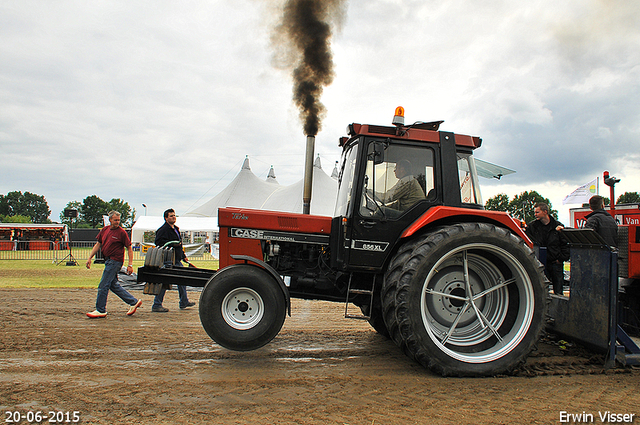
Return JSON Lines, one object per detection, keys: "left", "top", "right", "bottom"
{"left": 585, "top": 195, "right": 618, "bottom": 248}
{"left": 14, "top": 230, "right": 23, "bottom": 251}
{"left": 526, "top": 202, "right": 570, "bottom": 295}
{"left": 151, "top": 208, "right": 196, "bottom": 312}
{"left": 86, "top": 211, "right": 142, "bottom": 318}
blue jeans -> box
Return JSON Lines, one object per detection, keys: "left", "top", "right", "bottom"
{"left": 152, "top": 261, "right": 190, "bottom": 308}
{"left": 95, "top": 259, "right": 138, "bottom": 313}
{"left": 545, "top": 261, "right": 565, "bottom": 295}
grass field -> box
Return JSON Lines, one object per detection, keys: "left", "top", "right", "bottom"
{"left": 0, "top": 258, "right": 219, "bottom": 288}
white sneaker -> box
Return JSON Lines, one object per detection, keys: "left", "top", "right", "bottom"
{"left": 127, "top": 299, "right": 142, "bottom": 316}
{"left": 87, "top": 310, "right": 107, "bottom": 318}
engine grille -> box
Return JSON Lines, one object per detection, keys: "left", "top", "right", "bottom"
{"left": 618, "top": 226, "right": 628, "bottom": 278}
{"left": 278, "top": 216, "right": 299, "bottom": 229}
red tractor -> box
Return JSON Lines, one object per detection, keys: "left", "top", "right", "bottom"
{"left": 139, "top": 109, "right": 547, "bottom": 376}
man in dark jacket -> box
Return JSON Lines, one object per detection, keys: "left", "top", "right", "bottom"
{"left": 585, "top": 195, "right": 618, "bottom": 248}
{"left": 526, "top": 203, "right": 570, "bottom": 295}
{"left": 151, "top": 208, "right": 196, "bottom": 312}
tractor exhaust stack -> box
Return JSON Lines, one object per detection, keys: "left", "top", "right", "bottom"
{"left": 302, "top": 135, "right": 315, "bottom": 214}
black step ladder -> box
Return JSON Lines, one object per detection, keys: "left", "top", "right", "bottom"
{"left": 344, "top": 273, "right": 376, "bottom": 320}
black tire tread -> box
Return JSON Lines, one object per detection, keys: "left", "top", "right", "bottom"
{"left": 199, "top": 264, "right": 286, "bottom": 351}
{"left": 382, "top": 222, "right": 546, "bottom": 377}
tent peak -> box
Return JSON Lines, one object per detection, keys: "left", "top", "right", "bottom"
{"left": 242, "top": 156, "right": 251, "bottom": 170}
{"left": 266, "top": 166, "right": 279, "bottom": 184}
{"left": 314, "top": 154, "right": 322, "bottom": 169}
{"left": 331, "top": 161, "right": 339, "bottom": 179}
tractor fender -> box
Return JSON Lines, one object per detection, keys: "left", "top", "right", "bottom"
{"left": 401, "top": 206, "right": 532, "bottom": 248}
{"left": 230, "top": 254, "right": 291, "bottom": 316}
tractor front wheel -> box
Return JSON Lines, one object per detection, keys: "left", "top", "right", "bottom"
{"left": 199, "top": 264, "right": 286, "bottom": 351}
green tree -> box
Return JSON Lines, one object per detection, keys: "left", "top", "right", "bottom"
{"left": 0, "top": 191, "right": 51, "bottom": 223}
{"left": 76, "top": 196, "right": 135, "bottom": 228}
{"left": 617, "top": 192, "right": 640, "bottom": 204}
{"left": 81, "top": 195, "right": 110, "bottom": 228}
{"left": 22, "top": 192, "right": 51, "bottom": 223}
{"left": 507, "top": 191, "right": 557, "bottom": 223}
{"left": 0, "top": 192, "right": 19, "bottom": 216}
{"left": 0, "top": 214, "right": 31, "bottom": 223}
{"left": 485, "top": 193, "right": 510, "bottom": 212}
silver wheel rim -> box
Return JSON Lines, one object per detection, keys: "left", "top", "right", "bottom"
{"left": 420, "top": 243, "right": 534, "bottom": 364}
{"left": 221, "top": 287, "right": 264, "bottom": 330}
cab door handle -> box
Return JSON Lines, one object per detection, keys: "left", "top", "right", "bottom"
{"left": 359, "top": 220, "right": 377, "bottom": 228}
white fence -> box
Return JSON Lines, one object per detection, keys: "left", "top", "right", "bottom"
{"left": 0, "top": 241, "right": 219, "bottom": 261}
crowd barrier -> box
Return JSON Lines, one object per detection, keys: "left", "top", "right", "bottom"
{"left": 0, "top": 241, "right": 219, "bottom": 261}
{"left": 0, "top": 241, "right": 96, "bottom": 261}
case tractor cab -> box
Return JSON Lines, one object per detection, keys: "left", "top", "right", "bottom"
{"left": 139, "top": 108, "right": 547, "bottom": 377}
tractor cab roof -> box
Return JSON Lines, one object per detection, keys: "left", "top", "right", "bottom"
{"left": 339, "top": 122, "right": 482, "bottom": 150}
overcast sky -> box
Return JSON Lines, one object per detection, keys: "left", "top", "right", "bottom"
{"left": 2, "top": 0, "right": 639, "bottom": 226}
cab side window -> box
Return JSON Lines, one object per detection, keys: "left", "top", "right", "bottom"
{"left": 457, "top": 153, "right": 481, "bottom": 205}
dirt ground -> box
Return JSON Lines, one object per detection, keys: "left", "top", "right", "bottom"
{"left": 0, "top": 288, "right": 638, "bottom": 425}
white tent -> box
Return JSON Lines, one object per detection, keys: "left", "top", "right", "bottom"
{"left": 260, "top": 156, "right": 337, "bottom": 216}
{"left": 185, "top": 157, "right": 280, "bottom": 217}
{"left": 131, "top": 216, "right": 219, "bottom": 245}
{"left": 186, "top": 155, "right": 337, "bottom": 218}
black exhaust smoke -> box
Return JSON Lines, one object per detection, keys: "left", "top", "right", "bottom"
{"left": 275, "top": 0, "right": 346, "bottom": 137}
{"left": 272, "top": 0, "right": 346, "bottom": 214}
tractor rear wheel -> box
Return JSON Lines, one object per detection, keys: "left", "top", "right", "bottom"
{"left": 199, "top": 264, "right": 286, "bottom": 351}
{"left": 382, "top": 223, "right": 546, "bottom": 376}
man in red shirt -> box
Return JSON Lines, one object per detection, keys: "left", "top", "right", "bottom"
{"left": 85, "top": 211, "right": 142, "bottom": 318}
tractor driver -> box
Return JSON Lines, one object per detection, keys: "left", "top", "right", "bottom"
{"left": 378, "top": 159, "right": 426, "bottom": 212}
